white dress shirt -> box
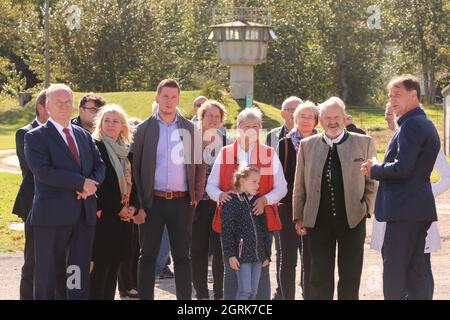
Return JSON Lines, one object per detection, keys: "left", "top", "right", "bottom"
{"left": 35, "top": 118, "right": 46, "bottom": 127}
{"left": 48, "top": 118, "right": 80, "bottom": 153}
{"left": 206, "top": 142, "right": 287, "bottom": 205}
{"left": 371, "top": 148, "right": 450, "bottom": 253}
{"left": 323, "top": 130, "right": 346, "bottom": 147}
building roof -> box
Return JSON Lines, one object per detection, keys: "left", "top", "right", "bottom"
{"left": 211, "top": 20, "right": 269, "bottom": 28}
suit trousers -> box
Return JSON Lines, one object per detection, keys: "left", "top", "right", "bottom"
{"left": 33, "top": 208, "right": 95, "bottom": 300}
{"left": 382, "top": 220, "right": 432, "bottom": 300}
{"left": 20, "top": 222, "right": 35, "bottom": 300}
{"left": 138, "top": 196, "right": 194, "bottom": 300}
{"left": 278, "top": 203, "right": 312, "bottom": 300}
{"left": 307, "top": 217, "right": 365, "bottom": 300}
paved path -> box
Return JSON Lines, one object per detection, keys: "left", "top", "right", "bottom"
{"left": 0, "top": 150, "right": 20, "bottom": 174}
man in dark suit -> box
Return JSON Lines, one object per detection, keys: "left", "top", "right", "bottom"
{"left": 24, "top": 84, "right": 105, "bottom": 300}
{"left": 131, "top": 79, "right": 206, "bottom": 300}
{"left": 362, "top": 74, "right": 440, "bottom": 300}
{"left": 12, "top": 89, "right": 49, "bottom": 300}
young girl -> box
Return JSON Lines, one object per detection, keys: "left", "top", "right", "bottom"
{"left": 221, "top": 166, "right": 271, "bottom": 300}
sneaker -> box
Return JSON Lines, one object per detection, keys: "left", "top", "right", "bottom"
{"left": 159, "top": 266, "right": 174, "bottom": 279}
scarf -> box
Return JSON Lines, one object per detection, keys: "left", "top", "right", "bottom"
{"left": 288, "top": 128, "right": 318, "bottom": 151}
{"left": 101, "top": 132, "right": 132, "bottom": 207}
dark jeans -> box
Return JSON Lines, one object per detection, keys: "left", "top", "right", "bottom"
{"left": 307, "top": 217, "right": 365, "bottom": 300}
{"left": 382, "top": 221, "right": 432, "bottom": 300}
{"left": 20, "top": 222, "right": 34, "bottom": 300}
{"left": 138, "top": 196, "right": 194, "bottom": 300}
{"left": 90, "top": 260, "right": 121, "bottom": 300}
{"left": 118, "top": 224, "right": 139, "bottom": 293}
{"left": 191, "top": 200, "right": 223, "bottom": 300}
{"left": 278, "top": 203, "right": 312, "bottom": 300}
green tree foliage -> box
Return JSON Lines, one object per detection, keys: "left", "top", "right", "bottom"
{"left": 0, "top": 0, "right": 448, "bottom": 106}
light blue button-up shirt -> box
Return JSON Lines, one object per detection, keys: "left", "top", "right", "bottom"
{"left": 154, "top": 113, "right": 188, "bottom": 192}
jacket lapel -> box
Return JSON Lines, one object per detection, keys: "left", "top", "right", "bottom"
{"left": 337, "top": 136, "right": 353, "bottom": 181}
{"left": 177, "top": 117, "right": 195, "bottom": 194}
{"left": 313, "top": 139, "right": 330, "bottom": 180}
{"left": 46, "top": 121, "right": 80, "bottom": 166}
{"left": 145, "top": 116, "right": 159, "bottom": 188}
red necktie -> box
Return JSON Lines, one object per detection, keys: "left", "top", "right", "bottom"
{"left": 63, "top": 127, "right": 81, "bottom": 166}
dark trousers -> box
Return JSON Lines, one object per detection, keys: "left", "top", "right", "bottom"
{"left": 273, "top": 231, "right": 282, "bottom": 298}
{"left": 90, "top": 260, "right": 121, "bottom": 300}
{"left": 33, "top": 211, "right": 95, "bottom": 300}
{"left": 278, "top": 203, "right": 312, "bottom": 300}
{"left": 382, "top": 221, "right": 432, "bottom": 300}
{"left": 20, "top": 222, "right": 34, "bottom": 300}
{"left": 423, "top": 253, "right": 434, "bottom": 299}
{"left": 191, "top": 200, "right": 224, "bottom": 300}
{"left": 118, "top": 224, "right": 139, "bottom": 293}
{"left": 307, "top": 217, "right": 365, "bottom": 300}
{"left": 138, "top": 196, "right": 194, "bottom": 300}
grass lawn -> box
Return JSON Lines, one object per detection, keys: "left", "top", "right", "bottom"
{"left": 0, "top": 91, "right": 283, "bottom": 150}
{"left": 0, "top": 173, "right": 24, "bottom": 252}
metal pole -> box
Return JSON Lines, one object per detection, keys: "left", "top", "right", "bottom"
{"left": 44, "top": 0, "right": 50, "bottom": 88}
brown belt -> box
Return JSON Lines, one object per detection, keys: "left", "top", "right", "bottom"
{"left": 154, "top": 190, "right": 188, "bottom": 200}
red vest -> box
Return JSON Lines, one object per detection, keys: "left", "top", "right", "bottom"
{"left": 212, "top": 140, "right": 282, "bottom": 233}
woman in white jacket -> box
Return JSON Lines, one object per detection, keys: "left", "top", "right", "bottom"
{"left": 370, "top": 104, "right": 450, "bottom": 299}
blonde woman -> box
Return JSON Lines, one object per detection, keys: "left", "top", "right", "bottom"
{"left": 90, "top": 104, "right": 137, "bottom": 300}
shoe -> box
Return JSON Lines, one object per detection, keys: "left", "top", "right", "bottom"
{"left": 119, "top": 289, "right": 139, "bottom": 299}
{"left": 272, "top": 289, "right": 283, "bottom": 300}
{"left": 159, "top": 266, "right": 174, "bottom": 279}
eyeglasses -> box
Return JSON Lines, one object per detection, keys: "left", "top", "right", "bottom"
{"left": 82, "top": 106, "right": 100, "bottom": 114}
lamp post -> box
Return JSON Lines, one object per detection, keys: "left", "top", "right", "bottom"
{"left": 44, "top": 0, "right": 50, "bottom": 88}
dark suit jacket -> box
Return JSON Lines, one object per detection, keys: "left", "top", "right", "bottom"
{"left": 92, "top": 140, "right": 137, "bottom": 262}
{"left": 266, "top": 125, "right": 288, "bottom": 150}
{"left": 130, "top": 113, "right": 206, "bottom": 210}
{"left": 371, "top": 107, "right": 440, "bottom": 222}
{"left": 12, "top": 120, "right": 39, "bottom": 220}
{"left": 24, "top": 121, "right": 105, "bottom": 227}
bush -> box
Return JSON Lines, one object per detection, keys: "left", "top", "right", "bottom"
{"left": 199, "top": 79, "right": 225, "bottom": 102}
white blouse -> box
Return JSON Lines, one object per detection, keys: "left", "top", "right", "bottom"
{"left": 206, "top": 143, "right": 287, "bottom": 205}
{"left": 371, "top": 148, "right": 450, "bottom": 253}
